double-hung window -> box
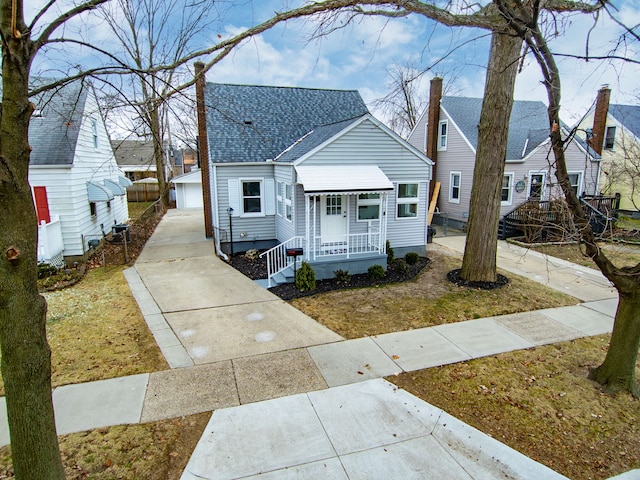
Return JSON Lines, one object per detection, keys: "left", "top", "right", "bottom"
{"left": 91, "top": 119, "right": 99, "bottom": 149}
{"left": 605, "top": 126, "right": 616, "bottom": 150}
{"left": 357, "top": 193, "right": 381, "bottom": 221}
{"left": 397, "top": 183, "right": 419, "bottom": 218}
{"left": 276, "top": 182, "right": 284, "bottom": 216}
{"left": 501, "top": 173, "right": 513, "bottom": 205}
{"left": 567, "top": 172, "right": 583, "bottom": 197}
{"left": 529, "top": 173, "right": 545, "bottom": 199}
{"left": 242, "top": 180, "right": 262, "bottom": 215}
{"left": 449, "top": 172, "right": 461, "bottom": 203}
{"left": 438, "top": 120, "right": 448, "bottom": 151}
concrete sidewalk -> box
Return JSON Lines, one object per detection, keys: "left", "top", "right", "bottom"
{"left": 0, "top": 210, "right": 632, "bottom": 479}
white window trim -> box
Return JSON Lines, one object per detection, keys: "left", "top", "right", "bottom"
{"left": 396, "top": 183, "right": 420, "bottom": 220}
{"left": 357, "top": 193, "right": 381, "bottom": 222}
{"left": 604, "top": 125, "right": 616, "bottom": 150}
{"left": 567, "top": 171, "right": 583, "bottom": 197}
{"left": 284, "top": 183, "right": 293, "bottom": 222}
{"left": 528, "top": 171, "right": 547, "bottom": 200}
{"left": 240, "top": 178, "right": 264, "bottom": 217}
{"left": 501, "top": 173, "right": 514, "bottom": 206}
{"left": 437, "top": 120, "right": 448, "bottom": 151}
{"left": 276, "top": 181, "right": 284, "bottom": 217}
{"left": 449, "top": 171, "right": 461, "bottom": 204}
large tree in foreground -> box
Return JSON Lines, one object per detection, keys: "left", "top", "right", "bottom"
{"left": 496, "top": 0, "right": 640, "bottom": 396}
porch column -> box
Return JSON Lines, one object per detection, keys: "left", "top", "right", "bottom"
{"left": 305, "top": 194, "right": 310, "bottom": 262}
{"left": 381, "top": 192, "right": 389, "bottom": 254}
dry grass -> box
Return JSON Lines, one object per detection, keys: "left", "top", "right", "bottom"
{"left": 0, "top": 413, "right": 210, "bottom": 479}
{"left": 390, "top": 335, "right": 640, "bottom": 480}
{"left": 0, "top": 265, "right": 167, "bottom": 396}
{"left": 291, "top": 248, "right": 578, "bottom": 339}
{"left": 528, "top": 242, "right": 640, "bottom": 269}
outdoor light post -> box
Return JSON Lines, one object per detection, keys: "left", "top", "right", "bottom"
{"left": 227, "top": 207, "right": 234, "bottom": 257}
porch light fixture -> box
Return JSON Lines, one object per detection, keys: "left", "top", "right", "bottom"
{"left": 227, "top": 207, "right": 234, "bottom": 257}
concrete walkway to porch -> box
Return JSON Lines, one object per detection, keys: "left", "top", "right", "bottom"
{"left": 1, "top": 209, "right": 635, "bottom": 480}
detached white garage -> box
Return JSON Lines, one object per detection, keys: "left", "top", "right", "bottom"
{"left": 172, "top": 170, "right": 203, "bottom": 209}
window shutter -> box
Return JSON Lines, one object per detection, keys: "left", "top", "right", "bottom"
{"left": 33, "top": 186, "right": 51, "bottom": 224}
{"left": 265, "top": 178, "right": 275, "bottom": 215}
{"left": 227, "top": 179, "right": 240, "bottom": 216}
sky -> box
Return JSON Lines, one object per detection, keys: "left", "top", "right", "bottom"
{"left": 26, "top": 0, "right": 640, "bottom": 135}
{"left": 205, "top": 1, "right": 640, "bottom": 126}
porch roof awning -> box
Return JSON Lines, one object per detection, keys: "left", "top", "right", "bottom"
{"left": 295, "top": 165, "right": 393, "bottom": 194}
{"left": 104, "top": 179, "right": 126, "bottom": 196}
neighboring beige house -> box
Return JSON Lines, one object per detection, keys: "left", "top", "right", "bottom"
{"left": 578, "top": 86, "right": 640, "bottom": 211}
{"left": 407, "top": 78, "right": 601, "bottom": 231}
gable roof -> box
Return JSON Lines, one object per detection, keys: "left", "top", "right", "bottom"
{"left": 111, "top": 140, "right": 156, "bottom": 167}
{"left": 29, "top": 81, "right": 89, "bottom": 166}
{"left": 204, "top": 83, "right": 369, "bottom": 163}
{"left": 609, "top": 104, "right": 640, "bottom": 139}
{"left": 441, "top": 96, "right": 551, "bottom": 160}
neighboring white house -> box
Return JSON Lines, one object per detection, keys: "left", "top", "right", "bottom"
{"left": 172, "top": 169, "right": 203, "bottom": 209}
{"left": 28, "top": 80, "right": 131, "bottom": 265}
{"left": 577, "top": 86, "right": 640, "bottom": 211}
{"left": 407, "top": 78, "right": 601, "bottom": 230}
{"left": 196, "top": 82, "right": 433, "bottom": 285}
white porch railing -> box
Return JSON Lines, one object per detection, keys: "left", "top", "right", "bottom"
{"left": 37, "top": 215, "right": 65, "bottom": 267}
{"left": 260, "top": 236, "right": 304, "bottom": 287}
{"left": 311, "top": 231, "right": 383, "bottom": 260}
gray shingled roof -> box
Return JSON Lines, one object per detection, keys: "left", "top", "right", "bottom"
{"left": 441, "top": 96, "right": 551, "bottom": 160}
{"left": 111, "top": 140, "right": 156, "bottom": 167}
{"left": 29, "top": 81, "right": 88, "bottom": 166}
{"left": 609, "top": 104, "right": 640, "bottom": 139}
{"left": 275, "top": 116, "right": 365, "bottom": 163}
{"left": 204, "top": 83, "right": 369, "bottom": 163}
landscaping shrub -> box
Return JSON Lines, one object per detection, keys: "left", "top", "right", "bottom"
{"left": 244, "top": 249, "right": 260, "bottom": 261}
{"left": 386, "top": 240, "right": 394, "bottom": 264}
{"left": 368, "top": 264, "right": 386, "bottom": 280}
{"left": 393, "top": 258, "right": 408, "bottom": 274}
{"left": 333, "top": 269, "right": 351, "bottom": 285}
{"left": 38, "top": 262, "right": 58, "bottom": 279}
{"left": 405, "top": 252, "right": 419, "bottom": 265}
{"left": 295, "top": 261, "right": 316, "bottom": 291}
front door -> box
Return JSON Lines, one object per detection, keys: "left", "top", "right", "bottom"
{"left": 320, "top": 195, "right": 348, "bottom": 250}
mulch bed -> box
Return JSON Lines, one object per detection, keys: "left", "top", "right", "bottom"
{"left": 446, "top": 268, "right": 510, "bottom": 290}
{"left": 230, "top": 252, "right": 431, "bottom": 300}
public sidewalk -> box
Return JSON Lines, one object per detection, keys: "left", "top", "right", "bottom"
{"left": 0, "top": 211, "right": 634, "bottom": 480}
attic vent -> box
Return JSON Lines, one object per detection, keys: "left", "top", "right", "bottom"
{"left": 244, "top": 120, "right": 252, "bottom": 125}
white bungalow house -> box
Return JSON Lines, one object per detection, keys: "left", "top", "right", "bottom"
{"left": 196, "top": 82, "right": 433, "bottom": 284}
{"left": 28, "top": 80, "right": 131, "bottom": 265}
{"left": 408, "top": 78, "right": 601, "bottom": 231}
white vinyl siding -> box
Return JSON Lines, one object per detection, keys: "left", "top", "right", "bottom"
{"left": 28, "top": 90, "right": 128, "bottom": 258}
{"left": 217, "top": 165, "right": 276, "bottom": 244}
{"left": 297, "top": 117, "right": 430, "bottom": 248}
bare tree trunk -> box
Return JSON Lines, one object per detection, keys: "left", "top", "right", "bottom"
{"left": 0, "top": 6, "right": 65, "bottom": 477}
{"left": 495, "top": 0, "right": 640, "bottom": 397}
{"left": 149, "top": 103, "right": 169, "bottom": 210}
{"left": 460, "top": 31, "right": 522, "bottom": 283}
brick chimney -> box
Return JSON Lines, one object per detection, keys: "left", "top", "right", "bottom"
{"left": 195, "top": 62, "right": 214, "bottom": 239}
{"left": 590, "top": 85, "right": 611, "bottom": 155}
{"left": 426, "top": 77, "right": 443, "bottom": 195}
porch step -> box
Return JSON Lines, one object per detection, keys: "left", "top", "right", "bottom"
{"left": 271, "top": 266, "right": 295, "bottom": 286}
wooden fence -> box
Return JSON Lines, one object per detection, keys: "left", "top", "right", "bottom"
{"left": 127, "top": 183, "right": 159, "bottom": 202}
